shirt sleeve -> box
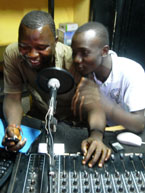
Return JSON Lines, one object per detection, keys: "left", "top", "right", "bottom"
{"left": 124, "top": 65, "right": 145, "bottom": 112}
{"left": 3, "top": 43, "right": 23, "bottom": 93}
{"left": 55, "top": 42, "right": 72, "bottom": 70}
{"left": 63, "top": 44, "right": 73, "bottom": 70}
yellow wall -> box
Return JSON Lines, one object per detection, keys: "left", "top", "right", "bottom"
{"left": 0, "top": 0, "right": 48, "bottom": 46}
{"left": 0, "top": 0, "right": 90, "bottom": 46}
{"left": 55, "top": 0, "right": 90, "bottom": 28}
{"left": 74, "top": 0, "right": 90, "bottom": 26}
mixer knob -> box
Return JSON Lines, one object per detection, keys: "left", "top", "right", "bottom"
{"left": 120, "top": 153, "right": 124, "bottom": 159}
{"left": 73, "top": 187, "right": 78, "bottom": 193}
{"left": 138, "top": 153, "right": 143, "bottom": 160}
{"left": 96, "top": 186, "right": 101, "bottom": 192}
{"left": 62, "top": 180, "right": 67, "bottom": 185}
{"left": 115, "top": 171, "right": 119, "bottom": 178}
{"left": 85, "top": 187, "right": 90, "bottom": 192}
{"left": 127, "top": 178, "right": 132, "bottom": 184}
{"left": 107, "top": 186, "right": 113, "bottom": 192}
{"left": 73, "top": 180, "right": 77, "bottom": 185}
{"left": 111, "top": 154, "right": 115, "bottom": 161}
{"left": 118, "top": 185, "right": 123, "bottom": 192}
{"left": 52, "top": 179, "right": 55, "bottom": 185}
{"left": 62, "top": 187, "right": 67, "bottom": 192}
{"left": 31, "top": 179, "right": 35, "bottom": 185}
{"left": 53, "top": 188, "right": 56, "bottom": 193}
{"left": 49, "top": 171, "right": 56, "bottom": 178}
{"left": 129, "top": 154, "right": 134, "bottom": 160}
{"left": 84, "top": 180, "right": 89, "bottom": 185}
{"left": 84, "top": 171, "right": 88, "bottom": 178}
{"left": 130, "top": 185, "right": 134, "bottom": 192}
{"left": 94, "top": 171, "right": 99, "bottom": 178}
{"left": 73, "top": 172, "right": 77, "bottom": 178}
{"left": 29, "top": 186, "right": 34, "bottom": 192}
{"left": 141, "top": 185, "right": 145, "bottom": 191}
{"left": 95, "top": 179, "right": 100, "bottom": 185}
{"left": 32, "top": 171, "right": 37, "bottom": 178}
{"left": 105, "top": 171, "right": 109, "bottom": 178}
{"left": 138, "top": 177, "right": 142, "bottom": 184}
{"left": 106, "top": 179, "right": 111, "bottom": 185}
{"left": 117, "top": 179, "right": 121, "bottom": 185}
{"left": 62, "top": 172, "right": 66, "bottom": 178}
{"left": 135, "top": 171, "right": 140, "bottom": 177}
{"left": 125, "top": 171, "right": 130, "bottom": 177}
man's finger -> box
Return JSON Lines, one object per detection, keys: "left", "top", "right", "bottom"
{"left": 7, "top": 138, "right": 27, "bottom": 152}
{"left": 72, "top": 92, "right": 80, "bottom": 116}
{"left": 105, "top": 148, "right": 111, "bottom": 161}
{"left": 79, "top": 96, "right": 84, "bottom": 121}
{"left": 81, "top": 140, "right": 89, "bottom": 157}
{"left": 77, "top": 77, "right": 85, "bottom": 90}
{"left": 82, "top": 141, "right": 97, "bottom": 165}
{"left": 98, "top": 148, "right": 111, "bottom": 168}
{"left": 88, "top": 148, "right": 102, "bottom": 168}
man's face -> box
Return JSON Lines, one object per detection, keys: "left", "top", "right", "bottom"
{"left": 18, "top": 24, "right": 56, "bottom": 70}
{"left": 71, "top": 30, "right": 104, "bottom": 76}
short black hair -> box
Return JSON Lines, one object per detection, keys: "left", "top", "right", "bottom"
{"left": 74, "top": 22, "right": 109, "bottom": 47}
{"left": 19, "top": 10, "right": 56, "bottom": 37}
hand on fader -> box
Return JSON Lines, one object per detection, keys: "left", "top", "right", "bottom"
{"left": 81, "top": 131, "right": 111, "bottom": 168}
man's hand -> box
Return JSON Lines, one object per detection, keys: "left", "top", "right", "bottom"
{"left": 81, "top": 132, "right": 111, "bottom": 168}
{"left": 72, "top": 77, "right": 106, "bottom": 132}
{"left": 72, "top": 77, "right": 102, "bottom": 121}
{"left": 2, "top": 124, "right": 26, "bottom": 152}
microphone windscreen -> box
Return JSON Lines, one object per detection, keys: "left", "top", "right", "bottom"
{"left": 48, "top": 78, "right": 60, "bottom": 89}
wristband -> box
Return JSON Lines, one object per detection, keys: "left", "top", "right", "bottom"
{"left": 90, "top": 128, "right": 104, "bottom": 135}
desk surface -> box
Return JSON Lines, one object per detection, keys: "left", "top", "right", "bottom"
{"left": 21, "top": 116, "right": 145, "bottom": 154}
{"left": 1, "top": 116, "right": 145, "bottom": 192}
{"left": 54, "top": 121, "right": 145, "bottom": 154}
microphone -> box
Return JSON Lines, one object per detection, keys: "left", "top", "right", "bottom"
{"left": 48, "top": 78, "right": 60, "bottom": 119}
{"left": 48, "top": 78, "right": 60, "bottom": 89}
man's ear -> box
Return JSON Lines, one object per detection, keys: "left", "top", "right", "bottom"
{"left": 102, "top": 45, "right": 109, "bottom": 57}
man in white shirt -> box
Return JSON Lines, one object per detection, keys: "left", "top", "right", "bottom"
{"left": 71, "top": 21, "right": 145, "bottom": 168}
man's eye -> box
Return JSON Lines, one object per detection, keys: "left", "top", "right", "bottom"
{"left": 36, "top": 46, "right": 50, "bottom": 51}
{"left": 19, "top": 44, "right": 30, "bottom": 49}
{"left": 83, "top": 52, "right": 89, "bottom": 56}
{"left": 36, "top": 47, "right": 46, "bottom": 51}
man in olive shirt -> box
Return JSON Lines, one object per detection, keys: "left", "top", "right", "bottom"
{"left": 2, "top": 10, "right": 74, "bottom": 149}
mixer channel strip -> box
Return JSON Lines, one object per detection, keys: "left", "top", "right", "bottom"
{"left": 49, "top": 153, "right": 145, "bottom": 193}
{"left": 22, "top": 153, "right": 47, "bottom": 193}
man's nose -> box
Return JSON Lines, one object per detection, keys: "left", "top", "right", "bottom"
{"left": 74, "top": 54, "right": 83, "bottom": 63}
{"left": 27, "top": 48, "right": 39, "bottom": 58}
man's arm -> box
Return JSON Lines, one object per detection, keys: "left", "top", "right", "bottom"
{"left": 71, "top": 78, "right": 111, "bottom": 167}
{"left": 104, "top": 101, "right": 145, "bottom": 133}
{"left": 2, "top": 93, "right": 26, "bottom": 151}
{"left": 3, "top": 93, "right": 23, "bottom": 125}
{"left": 76, "top": 77, "right": 145, "bottom": 133}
